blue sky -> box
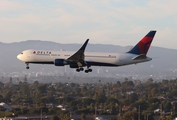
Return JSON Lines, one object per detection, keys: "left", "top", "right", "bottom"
{"left": 0, "top": 0, "right": 177, "bottom": 49}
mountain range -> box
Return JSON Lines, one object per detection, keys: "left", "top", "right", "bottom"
{"left": 0, "top": 40, "right": 177, "bottom": 81}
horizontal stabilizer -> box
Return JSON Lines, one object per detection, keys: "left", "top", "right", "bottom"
{"left": 132, "top": 54, "right": 147, "bottom": 60}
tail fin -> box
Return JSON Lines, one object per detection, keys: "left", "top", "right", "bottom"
{"left": 127, "top": 30, "right": 156, "bottom": 55}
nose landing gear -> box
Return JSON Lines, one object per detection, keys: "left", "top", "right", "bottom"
{"left": 25, "top": 63, "right": 29, "bottom": 69}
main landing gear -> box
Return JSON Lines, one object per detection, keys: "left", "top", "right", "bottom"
{"left": 26, "top": 63, "right": 29, "bottom": 69}
{"left": 76, "top": 66, "right": 92, "bottom": 73}
{"left": 76, "top": 67, "right": 84, "bottom": 72}
{"left": 85, "top": 68, "right": 92, "bottom": 73}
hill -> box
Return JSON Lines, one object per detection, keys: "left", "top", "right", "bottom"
{"left": 0, "top": 40, "right": 177, "bottom": 80}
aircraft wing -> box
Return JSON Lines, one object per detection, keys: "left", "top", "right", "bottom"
{"left": 66, "top": 39, "right": 89, "bottom": 67}
{"left": 132, "top": 54, "right": 147, "bottom": 60}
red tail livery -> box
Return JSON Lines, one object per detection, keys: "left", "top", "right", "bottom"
{"left": 128, "top": 31, "right": 156, "bottom": 55}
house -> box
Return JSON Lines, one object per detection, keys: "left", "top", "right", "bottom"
{"left": 0, "top": 102, "right": 11, "bottom": 111}
{"left": 122, "top": 106, "right": 131, "bottom": 111}
{"left": 154, "top": 108, "right": 160, "bottom": 113}
{"left": 122, "top": 105, "right": 137, "bottom": 111}
{"left": 57, "top": 104, "right": 68, "bottom": 111}
{"left": 57, "top": 104, "right": 67, "bottom": 108}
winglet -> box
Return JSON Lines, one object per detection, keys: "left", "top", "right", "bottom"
{"left": 127, "top": 30, "right": 156, "bottom": 55}
{"left": 79, "top": 39, "right": 89, "bottom": 52}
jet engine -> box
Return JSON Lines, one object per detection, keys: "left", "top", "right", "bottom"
{"left": 54, "top": 59, "right": 67, "bottom": 66}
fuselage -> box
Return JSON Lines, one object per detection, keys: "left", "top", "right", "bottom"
{"left": 17, "top": 49, "right": 152, "bottom": 67}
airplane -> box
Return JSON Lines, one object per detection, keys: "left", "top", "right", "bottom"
{"left": 17, "top": 30, "right": 156, "bottom": 73}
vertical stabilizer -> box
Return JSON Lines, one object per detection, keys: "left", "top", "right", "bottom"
{"left": 127, "top": 30, "right": 156, "bottom": 55}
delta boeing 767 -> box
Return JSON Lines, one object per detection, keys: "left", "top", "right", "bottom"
{"left": 17, "top": 30, "right": 156, "bottom": 73}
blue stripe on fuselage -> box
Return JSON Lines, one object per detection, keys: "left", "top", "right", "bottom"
{"left": 28, "top": 61, "right": 118, "bottom": 67}
{"left": 86, "top": 61, "right": 117, "bottom": 66}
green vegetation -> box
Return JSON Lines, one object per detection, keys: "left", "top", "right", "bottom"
{"left": 1, "top": 78, "right": 177, "bottom": 119}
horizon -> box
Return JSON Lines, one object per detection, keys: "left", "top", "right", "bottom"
{"left": 0, "top": 39, "right": 176, "bottom": 50}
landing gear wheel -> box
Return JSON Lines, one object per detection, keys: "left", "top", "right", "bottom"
{"left": 84, "top": 65, "right": 92, "bottom": 73}
{"left": 25, "top": 63, "right": 29, "bottom": 69}
{"left": 76, "top": 68, "right": 80, "bottom": 72}
{"left": 85, "top": 70, "right": 89, "bottom": 73}
{"left": 76, "top": 67, "right": 84, "bottom": 72}
{"left": 80, "top": 68, "right": 84, "bottom": 71}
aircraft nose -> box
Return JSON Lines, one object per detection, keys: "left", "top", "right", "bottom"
{"left": 17, "top": 54, "right": 21, "bottom": 60}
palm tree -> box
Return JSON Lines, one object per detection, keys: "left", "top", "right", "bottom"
{"left": 81, "top": 113, "right": 86, "bottom": 120}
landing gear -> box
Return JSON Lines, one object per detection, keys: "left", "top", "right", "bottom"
{"left": 76, "top": 67, "right": 84, "bottom": 72}
{"left": 26, "top": 63, "right": 29, "bottom": 69}
{"left": 80, "top": 68, "right": 84, "bottom": 71}
{"left": 85, "top": 66, "right": 92, "bottom": 73}
{"left": 85, "top": 69, "right": 92, "bottom": 73}
{"left": 75, "top": 66, "right": 92, "bottom": 73}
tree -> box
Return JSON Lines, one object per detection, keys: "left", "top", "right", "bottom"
{"left": 168, "top": 89, "right": 177, "bottom": 97}
{"left": 148, "top": 98, "right": 160, "bottom": 104}
{"left": 129, "top": 93, "right": 138, "bottom": 103}
{"left": 3, "top": 90, "right": 12, "bottom": 102}
{"left": 82, "top": 98, "right": 95, "bottom": 106}
{"left": 28, "top": 108, "right": 39, "bottom": 115}
{"left": 106, "top": 98, "right": 119, "bottom": 105}
{"left": 142, "top": 110, "right": 153, "bottom": 120}
{"left": 33, "top": 81, "right": 39, "bottom": 86}
{"left": 164, "top": 101, "right": 172, "bottom": 112}
{"left": 151, "top": 87, "right": 158, "bottom": 97}
{"left": 95, "top": 92, "right": 107, "bottom": 103}
{"left": 64, "top": 96, "right": 74, "bottom": 103}
{"left": 116, "top": 81, "right": 121, "bottom": 86}
{"left": 59, "top": 112, "right": 70, "bottom": 120}
{"left": 20, "top": 84, "right": 30, "bottom": 97}
{"left": 122, "top": 111, "right": 138, "bottom": 120}
{"left": 81, "top": 113, "right": 86, "bottom": 120}
{"left": 122, "top": 81, "right": 134, "bottom": 88}
{"left": 50, "top": 115, "right": 60, "bottom": 120}
{"left": 131, "top": 100, "right": 148, "bottom": 112}
{"left": 81, "top": 86, "right": 87, "bottom": 95}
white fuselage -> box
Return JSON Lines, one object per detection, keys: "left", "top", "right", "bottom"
{"left": 17, "top": 49, "right": 152, "bottom": 67}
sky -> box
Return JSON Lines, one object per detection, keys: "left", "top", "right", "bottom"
{"left": 0, "top": 0, "right": 177, "bottom": 49}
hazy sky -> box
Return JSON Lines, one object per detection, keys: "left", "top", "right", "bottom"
{"left": 0, "top": 0, "right": 177, "bottom": 49}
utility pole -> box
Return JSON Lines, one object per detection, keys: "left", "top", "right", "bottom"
{"left": 138, "top": 105, "right": 141, "bottom": 120}
{"left": 160, "top": 104, "right": 162, "bottom": 119}
{"left": 95, "top": 103, "right": 97, "bottom": 120}
{"left": 41, "top": 109, "right": 42, "bottom": 120}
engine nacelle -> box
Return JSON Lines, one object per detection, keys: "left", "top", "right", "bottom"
{"left": 54, "top": 59, "right": 67, "bottom": 66}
